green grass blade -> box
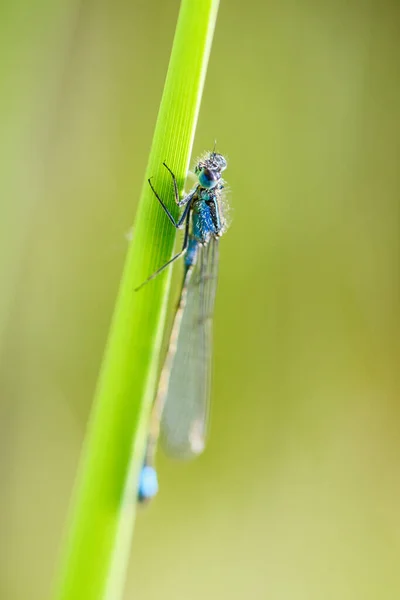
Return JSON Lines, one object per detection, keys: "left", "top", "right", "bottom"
{"left": 53, "top": 1, "right": 220, "bottom": 599}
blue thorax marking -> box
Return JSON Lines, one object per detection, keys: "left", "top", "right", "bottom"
{"left": 192, "top": 194, "right": 221, "bottom": 241}
{"left": 185, "top": 192, "right": 222, "bottom": 268}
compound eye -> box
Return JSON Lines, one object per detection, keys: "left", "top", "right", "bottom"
{"left": 198, "top": 167, "right": 219, "bottom": 189}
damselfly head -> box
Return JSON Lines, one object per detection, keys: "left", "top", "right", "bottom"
{"left": 195, "top": 152, "right": 228, "bottom": 189}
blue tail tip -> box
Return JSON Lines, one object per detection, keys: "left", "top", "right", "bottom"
{"left": 138, "top": 465, "right": 159, "bottom": 503}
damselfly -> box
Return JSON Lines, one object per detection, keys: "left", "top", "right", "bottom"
{"left": 137, "top": 151, "right": 229, "bottom": 502}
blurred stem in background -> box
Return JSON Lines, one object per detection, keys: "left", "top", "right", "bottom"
{"left": 52, "top": 1, "right": 220, "bottom": 599}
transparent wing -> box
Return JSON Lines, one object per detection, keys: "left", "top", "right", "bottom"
{"left": 160, "top": 237, "right": 219, "bottom": 459}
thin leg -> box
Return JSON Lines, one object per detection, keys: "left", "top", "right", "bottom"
{"left": 162, "top": 162, "right": 180, "bottom": 205}
{"left": 135, "top": 210, "right": 191, "bottom": 292}
{"left": 177, "top": 198, "right": 192, "bottom": 227}
{"left": 148, "top": 177, "right": 179, "bottom": 228}
{"left": 163, "top": 161, "right": 197, "bottom": 208}
{"left": 148, "top": 174, "right": 195, "bottom": 228}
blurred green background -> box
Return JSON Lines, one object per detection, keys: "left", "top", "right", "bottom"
{"left": 1, "top": 0, "right": 399, "bottom": 598}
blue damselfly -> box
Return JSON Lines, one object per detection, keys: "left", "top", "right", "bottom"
{"left": 137, "top": 151, "right": 229, "bottom": 501}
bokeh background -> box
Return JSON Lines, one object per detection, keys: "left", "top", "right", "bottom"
{"left": 1, "top": 0, "right": 399, "bottom": 598}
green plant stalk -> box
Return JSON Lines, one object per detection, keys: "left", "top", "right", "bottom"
{"left": 53, "top": 1, "right": 220, "bottom": 599}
